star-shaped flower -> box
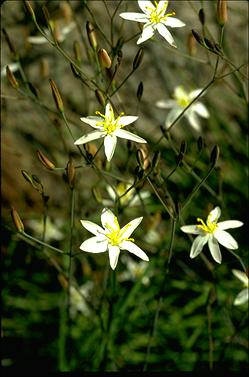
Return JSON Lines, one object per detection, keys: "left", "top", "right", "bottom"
{"left": 74, "top": 102, "right": 147, "bottom": 161}
{"left": 232, "top": 269, "right": 249, "bottom": 306}
{"left": 79, "top": 208, "right": 149, "bottom": 270}
{"left": 181, "top": 206, "right": 243, "bottom": 264}
{"left": 119, "top": 0, "right": 185, "bottom": 47}
{"left": 156, "top": 86, "right": 209, "bottom": 131}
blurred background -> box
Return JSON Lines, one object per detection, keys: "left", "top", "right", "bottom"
{"left": 1, "top": 0, "right": 248, "bottom": 372}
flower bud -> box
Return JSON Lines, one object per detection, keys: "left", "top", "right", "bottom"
{"left": 11, "top": 207, "right": 24, "bottom": 233}
{"left": 60, "top": 2, "right": 72, "bottom": 23}
{"left": 91, "top": 187, "right": 102, "bottom": 203}
{"left": 66, "top": 158, "right": 76, "bottom": 189}
{"left": 95, "top": 90, "right": 105, "bottom": 107}
{"left": 70, "top": 62, "right": 81, "bottom": 78}
{"left": 2, "top": 28, "right": 18, "bottom": 59}
{"left": 210, "top": 145, "right": 220, "bottom": 167}
{"left": 98, "top": 48, "right": 112, "bottom": 69}
{"left": 86, "top": 21, "right": 97, "bottom": 50}
{"left": 40, "top": 58, "right": 49, "bottom": 79}
{"left": 133, "top": 48, "right": 144, "bottom": 70}
{"left": 198, "top": 8, "right": 205, "bottom": 25}
{"left": 137, "top": 82, "right": 143, "bottom": 102}
{"left": 217, "top": 0, "right": 228, "bottom": 27}
{"left": 49, "top": 79, "right": 64, "bottom": 113}
{"left": 187, "top": 32, "right": 197, "bottom": 56}
{"left": 6, "top": 65, "right": 19, "bottom": 89}
{"left": 24, "top": 1, "right": 36, "bottom": 20}
{"left": 73, "top": 40, "right": 82, "bottom": 64}
{"left": 204, "top": 37, "right": 215, "bottom": 51}
{"left": 21, "top": 169, "right": 33, "bottom": 185}
{"left": 191, "top": 29, "right": 204, "bottom": 46}
{"left": 37, "top": 150, "right": 55, "bottom": 170}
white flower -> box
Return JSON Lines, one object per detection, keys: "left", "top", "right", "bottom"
{"left": 27, "top": 21, "right": 75, "bottom": 44}
{"left": 79, "top": 208, "right": 149, "bottom": 270}
{"left": 27, "top": 217, "right": 64, "bottom": 242}
{"left": 181, "top": 207, "right": 243, "bottom": 264}
{"left": 156, "top": 86, "right": 209, "bottom": 131}
{"left": 119, "top": 255, "right": 151, "bottom": 285}
{"left": 119, "top": 0, "right": 185, "bottom": 47}
{"left": 74, "top": 102, "right": 147, "bottom": 162}
{"left": 232, "top": 269, "right": 249, "bottom": 306}
{"left": 103, "top": 181, "right": 150, "bottom": 207}
{"left": 69, "top": 282, "right": 93, "bottom": 318}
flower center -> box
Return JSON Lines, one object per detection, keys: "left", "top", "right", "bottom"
{"left": 105, "top": 216, "right": 134, "bottom": 246}
{"left": 146, "top": 2, "right": 175, "bottom": 24}
{"left": 95, "top": 110, "right": 124, "bottom": 134}
{"left": 196, "top": 215, "right": 218, "bottom": 234}
{"left": 174, "top": 86, "right": 190, "bottom": 107}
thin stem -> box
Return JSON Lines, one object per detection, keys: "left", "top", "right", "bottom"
{"left": 227, "top": 249, "right": 247, "bottom": 273}
{"left": 166, "top": 218, "right": 177, "bottom": 274}
{"left": 20, "top": 231, "right": 68, "bottom": 255}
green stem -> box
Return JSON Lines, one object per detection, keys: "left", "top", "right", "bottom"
{"left": 20, "top": 231, "right": 68, "bottom": 255}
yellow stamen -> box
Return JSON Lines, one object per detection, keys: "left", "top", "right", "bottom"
{"left": 95, "top": 110, "right": 125, "bottom": 134}
{"left": 146, "top": 2, "right": 176, "bottom": 24}
{"left": 196, "top": 217, "right": 218, "bottom": 234}
{"left": 105, "top": 217, "right": 134, "bottom": 246}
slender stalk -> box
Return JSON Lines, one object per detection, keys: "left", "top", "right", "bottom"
{"left": 20, "top": 232, "right": 68, "bottom": 255}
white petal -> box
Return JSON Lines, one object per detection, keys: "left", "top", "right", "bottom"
{"left": 105, "top": 102, "right": 114, "bottom": 119}
{"left": 189, "top": 89, "right": 203, "bottom": 100}
{"left": 121, "top": 217, "right": 143, "bottom": 239}
{"left": 80, "top": 220, "right": 104, "bottom": 236}
{"left": 156, "top": 99, "right": 176, "bottom": 109}
{"left": 218, "top": 220, "right": 244, "bottom": 230}
{"left": 117, "top": 116, "right": 138, "bottom": 127}
{"left": 137, "top": 23, "right": 155, "bottom": 44}
{"left": 186, "top": 111, "right": 201, "bottom": 131}
{"left": 157, "top": 1, "right": 169, "bottom": 13}
{"left": 234, "top": 289, "right": 249, "bottom": 306}
{"left": 27, "top": 35, "right": 48, "bottom": 44}
{"left": 156, "top": 23, "right": 176, "bottom": 47}
{"left": 190, "top": 235, "right": 208, "bottom": 258}
{"left": 101, "top": 208, "right": 117, "bottom": 230}
{"left": 214, "top": 230, "right": 238, "bottom": 249}
{"left": 61, "top": 22, "right": 76, "bottom": 36}
{"left": 115, "top": 129, "right": 147, "bottom": 143}
{"left": 165, "top": 107, "right": 182, "bottom": 128}
{"left": 106, "top": 185, "right": 116, "bottom": 201}
{"left": 180, "top": 225, "right": 202, "bottom": 235}
{"left": 208, "top": 236, "right": 222, "bottom": 263}
{"left": 121, "top": 240, "right": 149, "bottom": 261}
{"left": 80, "top": 116, "right": 103, "bottom": 129}
{"left": 192, "top": 103, "right": 210, "bottom": 118}
{"left": 208, "top": 207, "right": 221, "bottom": 223}
{"left": 138, "top": 0, "right": 155, "bottom": 14}
{"left": 119, "top": 12, "right": 149, "bottom": 22}
{"left": 74, "top": 130, "right": 104, "bottom": 145}
{"left": 165, "top": 17, "right": 185, "bottom": 28}
{"left": 104, "top": 134, "right": 117, "bottom": 161}
{"left": 80, "top": 236, "right": 108, "bottom": 253}
{"left": 108, "top": 245, "right": 120, "bottom": 270}
{"left": 232, "top": 269, "right": 249, "bottom": 285}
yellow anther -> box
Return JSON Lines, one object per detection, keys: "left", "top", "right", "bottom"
{"left": 105, "top": 219, "right": 134, "bottom": 246}
{"left": 196, "top": 217, "right": 218, "bottom": 234}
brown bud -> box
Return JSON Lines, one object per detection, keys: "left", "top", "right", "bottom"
{"left": 95, "top": 89, "right": 105, "bottom": 106}
{"left": 86, "top": 21, "right": 97, "bottom": 50}
{"left": 73, "top": 40, "right": 82, "bottom": 64}
{"left": 57, "top": 273, "right": 68, "bottom": 289}
{"left": 204, "top": 37, "right": 215, "bottom": 51}
{"left": 187, "top": 32, "right": 197, "bottom": 56}
{"left": 198, "top": 8, "right": 205, "bottom": 25}
{"left": 137, "top": 82, "right": 143, "bottom": 102}
{"left": 191, "top": 29, "right": 204, "bottom": 46}
{"left": 40, "top": 58, "right": 49, "bottom": 79}
{"left": 66, "top": 158, "right": 76, "bottom": 189}
{"left": 217, "top": 0, "right": 228, "bottom": 27}
{"left": 133, "top": 48, "right": 144, "bottom": 70}
{"left": 60, "top": 2, "right": 72, "bottom": 23}
{"left": 2, "top": 28, "right": 18, "bottom": 58}
{"left": 98, "top": 48, "right": 112, "bottom": 69}
{"left": 11, "top": 207, "right": 24, "bottom": 233}
{"left": 138, "top": 145, "right": 150, "bottom": 170}
{"left": 70, "top": 63, "right": 81, "bottom": 78}
{"left": 49, "top": 79, "right": 64, "bottom": 113}
{"left": 37, "top": 150, "right": 55, "bottom": 170}
{"left": 210, "top": 145, "right": 220, "bottom": 167}
{"left": 24, "top": 1, "right": 36, "bottom": 20}
{"left": 6, "top": 65, "right": 19, "bottom": 89}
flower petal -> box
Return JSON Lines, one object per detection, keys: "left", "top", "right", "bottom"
{"left": 165, "top": 107, "right": 182, "bottom": 128}
{"left": 137, "top": 23, "right": 155, "bottom": 44}
{"left": 208, "top": 236, "right": 222, "bottom": 263}
{"left": 190, "top": 235, "right": 208, "bottom": 258}
{"left": 180, "top": 225, "right": 202, "bottom": 235}
{"left": 105, "top": 102, "right": 114, "bottom": 119}
{"left": 80, "top": 116, "right": 103, "bottom": 129}
{"left": 115, "top": 129, "right": 147, "bottom": 143}
{"left": 106, "top": 185, "right": 116, "bottom": 201}
{"left": 164, "top": 17, "right": 185, "bottom": 28}
{"left": 232, "top": 269, "right": 249, "bottom": 285}
{"left": 117, "top": 116, "right": 138, "bottom": 127}
{"left": 234, "top": 288, "right": 248, "bottom": 306}
{"left": 74, "top": 130, "right": 104, "bottom": 145}
{"left": 138, "top": 0, "right": 155, "bottom": 13}
{"left": 80, "top": 236, "right": 108, "bottom": 253}
{"left": 157, "top": 0, "right": 169, "bottom": 13}
{"left": 121, "top": 240, "right": 149, "bottom": 261}
{"left": 189, "top": 89, "right": 203, "bottom": 100}
{"left": 27, "top": 35, "right": 48, "bottom": 44}
{"left": 156, "top": 99, "right": 176, "bottom": 109}
{"left": 208, "top": 207, "right": 221, "bottom": 223}
{"left": 101, "top": 208, "right": 117, "bottom": 230}
{"left": 214, "top": 229, "right": 238, "bottom": 249}
{"left": 104, "top": 134, "right": 117, "bottom": 161}
{"left": 121, "top": 217, "right": 143, "bottom": 239}
{"left": 108, "top": 245, "right": 120, "bottom": 270}
{"left": 218, "top": 220, "right": 244, "bottom": 230}
{"left": 156, "top": 23, "right": 176, "bottom": 47}
{"left": 186, "top": 111, "right": 201, "bottom": 131}
{"left": 119, "top": 12, "right": 149, "bottom": 22}
{"left": 192, "top": 102, "right": 209, "bottom": 118}
{"left": 80, "top": 220, "right": 104, "bottom": 236}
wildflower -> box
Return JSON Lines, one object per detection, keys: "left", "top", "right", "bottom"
{"left": 181, "top": 206, "right": 243, "bottom": 263}
{"left": 232, "top": 269, "right": 249, "bottom": 306}
{"left": 27, "top": 21, "right": 75, "bottom": 44}
{"left": 74, "top": 102, "right": 147, "bottom": 162}
{"left": 80, "top": 208, "right": 149, "bottom": 270}
{"left": 156, "top": 85, "right": 209, "bottom": 131}
{"left": 119, "top": 0, "right": 185, "bottom": 47}
{"left": 102, "top": 181, "right": 150, "bottom": 207}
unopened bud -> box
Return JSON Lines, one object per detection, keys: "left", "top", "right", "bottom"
{"left": 2, "top": 28, "right": 18, "bottom": 59}
{"left": 133, "top": 48, "right": 144, "bottom": 70}
{"left": 217, "top": 0, "right": 228, "bottom": 27}
{"left": 60, "top": 2, "right": 72, "bottom": 23}
{"left": 95, "top": 89, "right": 105, "bottom": 106}
{"left": 11, "top": 207, "right": 24, "bottom": 232}
{"left": 21, "top": 169, "right": 33, "bottom": 185}
{"left": 214, "top": 43, "right": 222, "bottom": 53}
{"left": 24, "top": 1, "right": 36, "bottom": 20}
{"left": 57, "top": 273, "right": 68, "bottom": 289}
{"left": 70, "top": 62, "right": 81, "bottom": 78}
{"left": 136, "top": 149, "right": 145, "bottom": 169}
{"left": 137, "top": 82, "right": 143, "bottom": 102}
{"left": 191, "top": 29, "right": 204, "bottom": 46}
{"left": 204, "top": 37, "right": 215, "bottom": 51}
{"left": 187, "top": 32, "right": 197, "bottom": 56}
{"left": 6, "top": 65, "right": 19, "bottom": 89}
{"left": 73, "top": 40, "right": 82, "bottom": 64}
{"left": 66, "top": 158, "right": 76, "bottom": 189}
{"left": 197, "top": 136, "right": 203, "bottom": 152}
{"left": 210, "top": 145, "right": 220, "bottom": 167}
{"left": 198, "top": 8, "right": 205, "bottom": 25}
{"left": 98, "top": 48, "right": 112, "bottom": 69}
{"left": 40, "top": 58, "right": 49, "bottom": 79}
{"left": 37, "top": 150, "right": 55, "bottom": 170}
{"left": 92, "top": 187, "right": 102, "bottom": 203}
{"left": 49, "top": 79, "right": 64, "bottom": 113}
{"left": 86, "top": 21, "right": 97, "bottom": 50}
{"left": 28, "top": 82, "right": 39, "bottom": 98}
